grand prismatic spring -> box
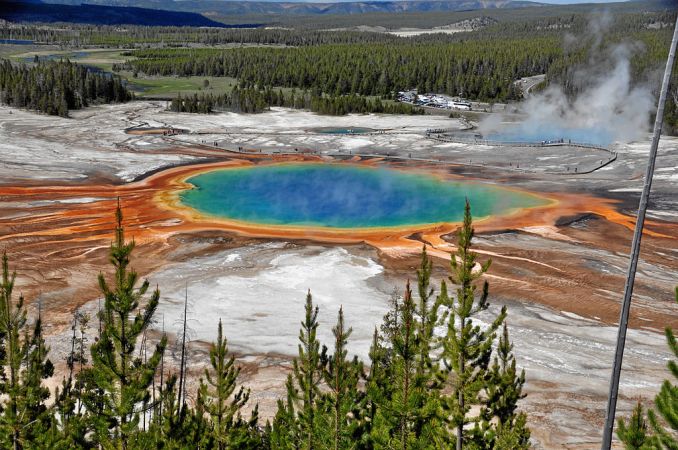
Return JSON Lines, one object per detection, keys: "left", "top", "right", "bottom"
{"left": 179, "top": 164, "right": 550, "bottom": 229}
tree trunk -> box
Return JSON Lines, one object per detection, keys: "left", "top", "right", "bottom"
{"left": 121, "top": 314, "right": 128, "bottom": 450}
{"left": 457, "top": 317, "right": 465, "bottom": 450}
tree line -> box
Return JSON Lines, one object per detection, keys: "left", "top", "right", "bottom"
{"left": 273, "top": 6, "right": 676, "bottom": 32}
{"left": 112, "top": 10, "right": 676, "bottom": 118}
{"left": 168, "top": 88, "right": 269, "bottom": 114}
{"left": 118, "top": 38, "right": 555, "bottom": 102}
{"left": 1, "top": 10, "right": 673, "bottom": 46}
{"left": 0, "top": 25, "right": 402, "bottom": 47}
{"left": 169, "top": 87, "right": 424, "bottom": 115}
{"left": 116, "top": 14, "right": 677, "bottom": 106}
{"left": 0, "top": 202, "right": 531, "bottom": 449}
{"left": 0, "top": 58, "right": 132, "bottom": 117}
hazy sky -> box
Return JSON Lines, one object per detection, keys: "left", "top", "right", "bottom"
{"left": 256, "top": 0, "right": 631, "bottom": 3}
{"left": 538, "top": 0, "right": 628, "bottom": 3}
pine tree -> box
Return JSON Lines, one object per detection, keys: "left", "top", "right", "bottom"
{"left": 365, "top": 249, "right": 452, "bottom": 449}
{"left": 271, "top": 291, "right": 326, "bottom": 449}
{"left": 370, "top": 279, "right": 442, "bottom": 450}
{"left": 22, "top": 308, "right": 56, "bottom": 446}
{"left": 318, "top": 306, "right": 364, "bottom": 450}
{"left": 294, "top": 291, "right": 326, "bottom": 449}
{"left": 55, "top": 308, "right": 90, "bottom": 440}
{"left": 439, "top": 200, "right": 506, "bottom": 450}
{"left": 79, "top": 204, "right": 167, "bottom": 449}
{"left": 0, "top": 251, "right": 25, "bottom": 450}
{"left": 481, "top": 322, "right": 530, "bottom": 448}
{"left": 163, "top": 375, "right": 182, "bottom": 443}
{"left": 0, "top": 253, "right": 54, "bottom": 450}
{"left": 380, "top": 288, "right": 402, "bottom": 343}
{"left": 644, "top": 287, "right": 678, "bottom": 449}
{"left": 269, "top": 374, "right": 302, "bottom": 449}
{"left": 364, "top": 326, "right": 390, "bottom": 448}
{"left": 193, "top": 389, "right": 217, "bottom": 449}
{"left": 617, "top": 402, "right": 652, "bottom": 450}
{"left": 414, "top": 246, "right": 441, "bottom": 388}
{"left": 141, "top": 369, "right": 218, "bottom": 450}
{"left": 198, "top": 318, "right": 258, "bottom": 449}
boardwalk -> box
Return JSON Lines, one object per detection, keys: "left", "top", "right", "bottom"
{"left": 166, "top": 127, "right": 619, "bottom": 176}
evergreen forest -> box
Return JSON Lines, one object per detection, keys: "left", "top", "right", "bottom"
{"left": 169, "top": 89, "right": 423, "bottom": 115}
{"left": 0, "top": 58, "right": 132, "bottom": 117}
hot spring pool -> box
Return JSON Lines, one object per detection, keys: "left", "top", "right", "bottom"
{"left": 179, "top": 164, "right": 549, "bottom": 229}
{"left": 484, "top": 124, "right": 613, "bottom": 147}
{"left": 313, "top": 127, "right": 373, "bottom": 135}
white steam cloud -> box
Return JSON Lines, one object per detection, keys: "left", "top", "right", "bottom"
{"left": 479, "top": 12, "right": 657, "bottom": 146}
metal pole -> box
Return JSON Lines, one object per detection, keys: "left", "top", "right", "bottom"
{"left": 601, "top": 14, "right": 678, "bottom": 449}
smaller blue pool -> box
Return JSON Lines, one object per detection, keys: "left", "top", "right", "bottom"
{"left": 485, "top": 124, "right": 613, "bottom": 147}
{"left": 0, "top": 39, "right": 34, "bottom": 45}
{"left": 313, "top": 127, "right": 373, "bottom": 135}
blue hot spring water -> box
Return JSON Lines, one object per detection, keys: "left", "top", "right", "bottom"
{"left": 485, "top": 124, "right": 614, "bottom": 147}
{"left": 1, "top": 39, "right": 34, "bottom": 45}
{"left": 179, "top": 164, "right": 549, "bottom": 229}
{"left": 314, "top": 127, "right": 372, "bottom": 135}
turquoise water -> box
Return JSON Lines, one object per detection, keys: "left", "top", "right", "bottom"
{"left": 314, "top": 127, "right": 372, "bottom": 134}
{"left": 1, "top": 39, "right": 34, "bottom": 45}
{"left": 180, "top": 164, "right": 548, "bottom": 229}
{"left": 485, "top": 124, "right": 613, "bottom": 146}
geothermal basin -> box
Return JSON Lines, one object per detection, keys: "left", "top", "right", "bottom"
{"left": 179, "top": 164, "right": 550, "bottom": 229}
{"left": 1, "top": 102, "right": 678, "bottom": 449}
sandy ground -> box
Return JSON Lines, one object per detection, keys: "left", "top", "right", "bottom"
{"left": 387, "top": 27, "right": 465, "bottom": 37}
{"left": 1, "top": 101, "right": 678, "bottom": 448}
{"left": 342, "top": 18, "right": 491, "bottom": 37}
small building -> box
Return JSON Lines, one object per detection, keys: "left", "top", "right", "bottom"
{"left": 450, "top": 101, "right": 472, "bottom": 111}
{"left": 396, "top": 90, "right": 417, "bottom": 103}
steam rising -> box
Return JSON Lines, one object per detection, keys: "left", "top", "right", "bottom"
{"left": 480, "top": 12, "right": 656, "bottom": 146}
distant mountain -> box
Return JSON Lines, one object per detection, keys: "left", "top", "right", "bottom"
{"left": 0, "top": 1, "right": 240, "bottom": 26}
{"left": 36, "top": 0, "right": 545, "bottom": 16}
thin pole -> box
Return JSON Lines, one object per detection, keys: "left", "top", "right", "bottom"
{"left": 601, "top": 15, "right": 678, "bottom": 449}
{"left": 178, "top": 283, "right": 188, "bottom": 410}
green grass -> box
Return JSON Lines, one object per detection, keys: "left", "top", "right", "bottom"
{"left": 76, "top": 49, "right": 129, "bottom": 71}
{"left": 13, "top": 47, "right": 251, "bottom": 98}
{"left": 0, "top": 44, "right": 59, "bottom": 59}
{"left": 122, "top": 74, "right": 239, "bottom": 98}
{"left": 5, "top": 47, "right": 239, "bottom": 98}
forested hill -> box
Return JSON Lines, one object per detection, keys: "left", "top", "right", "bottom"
{"left": 36, "top": 0, "right": 542, "bottom": 16}
{"left": 0, "top": 1, "right": 235, "bottom": 27}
